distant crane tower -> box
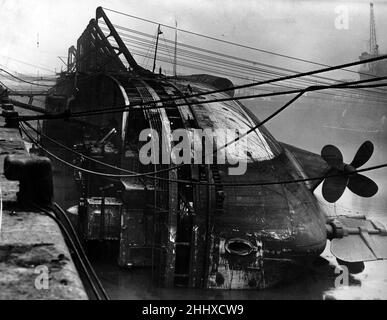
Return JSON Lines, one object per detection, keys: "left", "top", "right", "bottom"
{"left": 369, "top": 2, "right": 379, "bottom": 56}
{"left": 358, "top": 2, "right": 386, "bottom": 79}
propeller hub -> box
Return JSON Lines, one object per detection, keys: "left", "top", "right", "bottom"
{"left": 344, "top": 164, "right": 357, "bottom": 175}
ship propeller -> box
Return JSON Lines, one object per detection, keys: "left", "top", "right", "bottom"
{"left": 321, "top": 141, "right": 378, "bottom": 203}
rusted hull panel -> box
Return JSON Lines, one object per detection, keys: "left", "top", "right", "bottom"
{"left": 119, "top": 208, "right": 154, "bottom": 267}
{"left": 208, "top": 236, "right": 265, "bottom": 290}
{"left": 215, "top": 158, "right": 327, "bottom": 252}
{"left": 206, "top": 235, "right": 310, "bottom": 290}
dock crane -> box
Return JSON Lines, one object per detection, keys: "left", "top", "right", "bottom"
{"left": 359, "top": 3, "right": 387, "bottom": 78}
{"left": 369, "top": 2, "right": 379, "bottom": 57}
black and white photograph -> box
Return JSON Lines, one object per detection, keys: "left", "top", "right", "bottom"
{"left": 0, "top": 0, "right": 386, "bottom": 305}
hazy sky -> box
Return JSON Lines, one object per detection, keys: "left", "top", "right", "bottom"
{"left": 0, "top": 0, "right": 386, "bottom": 78}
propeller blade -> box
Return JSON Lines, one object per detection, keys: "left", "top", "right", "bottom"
{"left": 321, "top": 145, "right": 343, "bottom": 168}
{"left": 350, "top": 141, "right": 374, "bottom": 169}
{"left": 322, "top": 173, "right": 348, "bottom": 203}
{"left": 347, "top": 174, "right": 378, "bottom": 198}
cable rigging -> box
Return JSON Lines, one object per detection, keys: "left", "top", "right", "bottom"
{"left": 107, "top": 23, "right": 387, "bottom": 97}
{"left": 14, "top": 73, "right": 387, "bottom": 123}
{"left": 20, "top": 122, "right": 387, "bottom": 187}
{"left": 18, "top": 77, "right": 387, "bottom": 187}
{"left": 0, "top": 68, "right": 53, "bottom": 88}
{"left": 102, "top": 7, "right": 386, "bottom": 82}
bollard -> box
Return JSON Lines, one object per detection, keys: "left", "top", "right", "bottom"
{"left": 2, "top": 110, "right": 19, "bottom": 128}
{"left": 4, "top": 155, "right": 54, "bottom": 206}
